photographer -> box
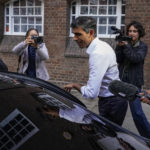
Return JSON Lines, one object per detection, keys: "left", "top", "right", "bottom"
{"left": 115, "top": 21, "right": 150, "bottom": 139}
{"left": 12, "top": 28, "right": 49, "bottom": 81}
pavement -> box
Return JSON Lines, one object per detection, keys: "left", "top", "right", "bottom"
{"left": 71, "top": 90, "right": 150, "bottom": 136}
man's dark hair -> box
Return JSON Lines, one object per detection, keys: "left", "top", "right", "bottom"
{"left": 126, "top": 21, "right": 145, "bottom": 39}
{"left": 71, "top": 16, "right": 97, "bottom": 37}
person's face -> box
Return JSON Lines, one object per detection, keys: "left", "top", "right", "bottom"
{"left": 72, "top": 27, "right": 94, "bottom": 48}
{"left": 27, "top": 30, "right": 39, "bottom": 39}
{"left": 128, "top": 25, "right": 139, "bottom": 42}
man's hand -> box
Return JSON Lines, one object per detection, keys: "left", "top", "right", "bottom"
{"left": 64, "top": 83, "right": 82, "bottom": 93}
{"left": 140, "top": 90, "right": 150, "bottom": 105}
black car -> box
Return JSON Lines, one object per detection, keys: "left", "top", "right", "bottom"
{"left": 0, "top": 72, "right": 149, "bottom": 150}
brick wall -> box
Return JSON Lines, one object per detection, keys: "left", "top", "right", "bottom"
{"left": 43, "top": 0, "right": 89, "bottom": 86}
{"left": 0, "top": 0, "right": 150, "bottom": 89}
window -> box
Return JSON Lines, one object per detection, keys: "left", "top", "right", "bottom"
{"left": 70, "top": 0, "right": 126, "bottom": 38}
{"left": 4, "top": 0, "right": 44, "bottom": 36}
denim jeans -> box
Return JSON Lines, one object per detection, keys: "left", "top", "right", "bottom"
{"left": 129, "top": 88, "right": 150, "bottom": 139}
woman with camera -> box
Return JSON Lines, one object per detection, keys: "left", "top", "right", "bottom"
{"left": 12, "top": 28, "right": 49, "bottom": 81}
{"left": 115, "top": 21, "right": 150, "bottom": 139}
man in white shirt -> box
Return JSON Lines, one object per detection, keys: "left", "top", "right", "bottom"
{"left": 64, "top": 16, "right": 127, "bottom": 126}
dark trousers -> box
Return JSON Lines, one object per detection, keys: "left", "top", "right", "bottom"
{"left": 129, "top": 88, "right": 150, "bottom": 139}
{"left": 98, "top": 96, "right": 128, "bottom": 126}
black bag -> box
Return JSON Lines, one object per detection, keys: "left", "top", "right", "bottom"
{"left": 0, "top": 58, "right": 8, "bottom": 71}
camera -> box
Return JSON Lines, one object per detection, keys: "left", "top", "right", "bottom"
{"left": 111, "top": 26, "right": 132, "bottom": 42}
{"left": 31, "top": 36, "right": 43, "bottom": 44}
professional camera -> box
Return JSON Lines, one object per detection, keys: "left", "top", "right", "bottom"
{"left": 31, "top": 35, "right": 43, "bottom": 44}
{"left": 111, "top": 26, "right": 132, "bottom": 42}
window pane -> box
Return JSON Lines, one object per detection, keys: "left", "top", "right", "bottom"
{"left": 20, "top": 8, "right": 26, "bottom": 15}
{"left": 72, "top": 2, "right": 76, "bottom": 5}
{"left": 89, "top": 0, "right": 98, "bottom": 5}
{"left": 99, "top": 17, "right": 107, "bottom": 24}
{"left": 14, "top": 25, "right": 20, "bottom": 32}
{"left": 28, "top": 8, "right": 34, "bottom": 15}
{"left": 70, "top": 0, "right": 126, "bottom": 37}
{"left": 36, "top": 17, "right": 42, "bottom": 24}
{"left": 72, "top": 6, "right": 76, "bottom": 14}
{"left": 28, "top": 17, "right": 34, "bottom": 24}
{"left": 6, "top": 17, "right": 9, "bottom": 23}
{"left": 21, "top": 17, "right": 27, "bottom": 24}
{"left": 36, "top": 25, "right": 42, "bottom": 33}
{"left": 4, "top": 0, "right": 43, "bottom": 34}
{"left": 109, "top": 0, "right": 117, "bottom": 5}
{"left": 108, "top": 26, "right": 114, "bottom": 34}
{"left": 108, "top": 6, "right": 116, "bottom": 14}
{"left": 99, "top": 0, "right": 107, "bottom": 5}
{"left": 72, "top": 16, "right": 76, "bottom": 23}
{"left": 90, "top": 6, "right": 97, "bottom": 14}
{"left": 121, "top": 26, "right": 125, "bottom": 32}
{"left": 13, "top": 8, "right": 19, "bottom": 15}
{"left": 20, "top": 0, "right": 26, "bottom": 6}
{"left": 98, "top": 26, "right": 106, "bottom": 34}
{"left": 27, "top": 0, "right": 34, "bottom": 6}
{"left": 122, "top": 5, "right": 125, "bottom": 14}
{"left": 121, "top": 16, "right": 125, "bottom": 24}
{"left": 35, "top": 7, "right": 41, "bottom": 15}
{"left": 21, "top": 25, "right": 27, "bottom": 32}
{"left": 14, "top": 17, "right": 20, "bottom": 24}
{"left": 99, "top": 6, "right": 107, "bottom": 14}
{"left": 108, "top": 17, "right": 116, "bottom": 24}
{"left": 35, "top": 0, "right": 42, "bottom": 6}
{"left": 80, "top": 6, "right": 88, "bottom": 14}
{"left": 81, "top": 0, "right": 88, "bottom": 5}
{"left": 13, "top": 0, "right": 19, "bottom": 6}
{"left": 28, "top": 25, "right": 34, "bottom": 29}
{"left": 122, "top": 0, "right": 126, "bottom": 4}
{"left": 6, "top": 8, "right": 9, "bottom": 15}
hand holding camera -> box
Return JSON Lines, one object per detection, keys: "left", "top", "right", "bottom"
{"left": 111, "top": 26, "right": 132, "bottom": 43}
{"left": 26, "top": 35, "right": 43, "bottom": 47}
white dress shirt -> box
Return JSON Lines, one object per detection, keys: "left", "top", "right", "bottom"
{"left": 81, "top": 37, "right": 120, "bottom": 98}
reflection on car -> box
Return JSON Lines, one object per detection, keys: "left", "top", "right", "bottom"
{"left": 0, "top": 72, "right": 149, "bottom": 150}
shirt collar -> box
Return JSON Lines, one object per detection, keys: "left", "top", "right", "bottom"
{"left": 86, "top": 37, "right": 99, "bottom": 55}
{"left": 132, "top": 40, "right": 140, "bottom": 47}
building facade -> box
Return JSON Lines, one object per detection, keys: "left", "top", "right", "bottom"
{"left": 0, "top": 0, "right": 150, "bottom": 88}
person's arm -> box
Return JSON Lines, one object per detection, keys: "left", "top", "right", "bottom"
{"left": 115, "top": 42, "right": 126, "bottom": 63}
{"left": 64, "top": 83, "right": 83, "bottom": 93}
{"left": 122, "top": 42, "right": 148, "bottom": 63}
{"left": 12, "top": 41, "right": 27, "bottom": 56}
{"left": 36, "top": 43, "right": 49, "bottom": 60}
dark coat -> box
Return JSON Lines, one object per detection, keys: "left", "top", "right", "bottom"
{"left": 115, "top": 41, "right": 148, "bottom": 87}
{"left": 0, "top": 58, "right": 8, "bottom": 72}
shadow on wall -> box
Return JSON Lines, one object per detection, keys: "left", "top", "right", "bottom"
{"left": 0, "top": 35, "right": 25, "bottom": 52}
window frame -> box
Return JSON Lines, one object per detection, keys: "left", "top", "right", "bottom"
{"left": 4, "top": 0, "right": 44, "bottom": 36}
{"left": 70, "top": 0, "right": 125, "bottom": 38}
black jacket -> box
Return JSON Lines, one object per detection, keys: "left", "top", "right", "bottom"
{"left": 115, "top": 41, "right": 148, "bottom": 87}
{"left": 0, "top": 59, "right": 8, "bottom": 72}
